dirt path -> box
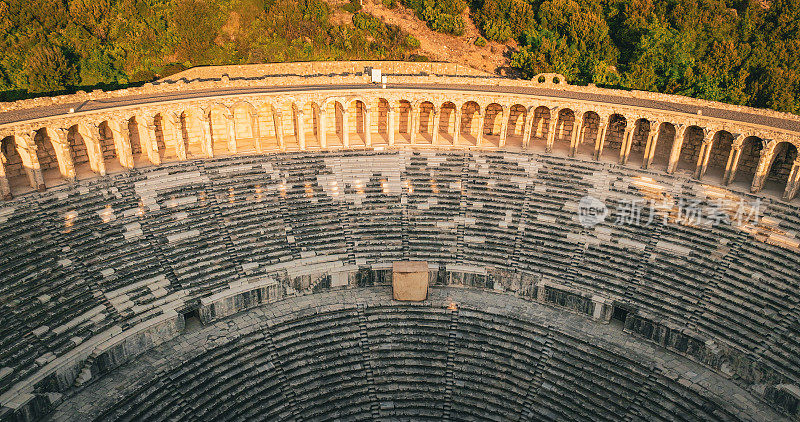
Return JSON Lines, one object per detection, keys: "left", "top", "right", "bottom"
{"left": 360, "top": 0, "right": 516, "bottom": 75}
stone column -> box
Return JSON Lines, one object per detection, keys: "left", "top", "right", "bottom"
{"left": 144, "top": 123, "right": 161, "bottom": 165}
{"left": 226, "top": 114, "right": 237, "bottom": 154}
{"left": 16, "top": 133, "right": 45, "bottom": 190}
{"left": 593, "top": 117, "right": 608, "bottom": 160}
{"left": 722, "top": 134, "right": 743, "bottom": 185}
{"left": 388, "top": 106, "right": 396, "bottom": 147}
{"left": 251, "top": 111, "right": 262, "bottom": 153}
{"left": 409, "top": 105, "right": 419, "bottom": 145}
{"left": 111, "top": 120, "right": 135, "bottom": 169}
{"left": 694, "top": 128, "right": 714, "bottom": 179}
{"left": 453, "top": 108, "right": 462, "bottom": 146}
{"left": 569, "top": 113, "right": 583, "bottom": 157}
{"left": 522, "top": 109, "right": 535, "bottom": 149}
{"left": 341, "top": 108, "right": 349, "bottom": 148}
{"left": 319, "top": 108, "right": 327, "bottom": 149}
{"left": 642, "top": 120, "right": 660, "bottom": 169}
{"left": 85, "top": 125, "right": 106, "bottom": 175}
{"left": 619, "top": 126, "right": 635, "bottom": 165}
{"left": 50, "top": 128, "right": 76, "bottom": 182}
{"left": 364, "top": 106, "right": 372, "bottom": 147}
{"left": 476, "top": 113, "right": 486, "bottom": 147}
{"left": 750, "top": 147, "right": 772, "bottom": 193}
{"left": 296, "top": 109, "right": 306, "bottom": 151}
{"left": 545, "top": 108, "right": 560, "bottom": 153}
{"left": 0, "top": 156, "right": 10, "bottom": 199}
{"left": 199, "top": 115, "right": 214, "bottom": 158}
{"left": 499, "top": 108, "right": 509, "bottom": 148}
{"left": 782, "top": 158, "right": 800, "bottom": 201}
{"left": 667, "top": 124, "right": 687, "bottom": 174}
{"left": 431, "top": 109, "right": 440, "bottom": 145}
{"left": 169, "top": 114, "right": 187, "bottom": 160}
{"left": 275, "top": 111, "right": 285, "bottom": 152}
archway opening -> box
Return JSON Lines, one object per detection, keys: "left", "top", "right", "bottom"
{"left": 257, "top": 104, "right": 280, "bottom": 151}
{"left": 551, "top": 109, "right": 574, "bottom": 154}
{"left": 232, "top": 103, "right": 258, "bottom": 153}
{"left": 438, "top": 102, "right": 457, "bottom": 145}
{"left": 376, "top": 98, "right": 390, "bottom": 145}
{"left": 66, "top": 125, "right": 97, "bottom": 180}
{"left": 676, "top": 126, "right": 704, "bottom": 174}
{"left": 732, "top": 136, "right": 763, "bottom": 189}
{"left": 418, "top": 101, "right": 435, "bottom": 144}
{"left": 126, "top": 117, "right": 147, "bottom": 166}
{"left": 209, "top": 107, "right": 234, "bottom": 156}
{"left": 98, "top": 121, "right": 124, "bottom": 173}
{"left": 33, "top": 128, "right": 61, "bottom": 186}
{"left": 577, "top": 111, "right": 599, "bottom": 158}
{"left": 350, "top": 100, "right": 368, "bottom": 147}
{"left": 482, "top": 103, "right": 503, "bottom": 147}
{"left": 650, "top": 123, "right": 676, "bottom": 170}
{"left": 764, "top": 142, "right": 798, "bottom": 196}
{"left": 704, "top": 131, "right": 733, "bottom": 183}
{"left": 506, "top": 104, "right": 526, "bottom": 148}
{"left": 529, "top": 106, "right": 550, "bottom": 150}
{"left": 600, "top": 114, "right": 626, "bottom": 162}
{"left": 630, "top": 119, "right": 650, "bottom": 167}
{"left": 459, "top": 101, "right": 481, "bottom": 146}
{"left": 153, "top": 114, "right": 179, "bottom": 162}
{"left": 1, "top": 136, "right": 31, "bottom": 196}
{"left": 398, "top": 100, "right": 412, "bottom": 145}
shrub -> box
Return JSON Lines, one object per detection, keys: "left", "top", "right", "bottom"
{"left": 474, "top": 36, "right": 487, "bottom": 47}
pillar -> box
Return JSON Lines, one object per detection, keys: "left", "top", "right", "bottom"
{"left": 0, "top": 157, "right": 10, "bottom": 199}
{"left": 431, "top": 109, "right": 440, "bottom": 145}
{"left": 296, "top": 109, "right": 306, "bottom": 151}
{"left": 169, "top": 114, "right": 187, "bottom": 160}
{"left": 143, "top": 122, "right": 161, "bottom": 165}
{"left": 84, "top": 125, "right": 106, "bottom": 176}
{"left": 499, "top": 108, "right": 509, "bottom": 148}
{"left": 16, "top": 133, "right": 45, "bottom": 190}
{"left": 319, "top": 108, "right": 327, "bottom": 149}
{"left": 388, "top": 106, "right": 395, "bottom": 147}
{"left": 545, "top": 108, "right": 560, "bottom": 153}
{"left": 569, "top": 112, "right": 583, "bottom": 157}
{"left": 409, "top": 105, "right": 418, "bottom": 145}
{"left": 694, "top": 128, "right": 714, "bottom": 179}
{"left": 341, "top": 108, "right": 349, "bottom": 148}
{"left": 782, "top": 158, "right": 800, "bottom": 201}
{"left": 226, "top": 114, "right": 237, "bottom": 154}
{"left": 619, "top": 126, "right": 635, "bottom": 165}
{"left": 751, "top": 147, "right": 772, "bottom": 193}
{"left": 522, "top": 109, "right": 535, "bottom": 149}
{"left": 642, "top": 120, "right": 660, "bottom": 169}
{"left": 722, "top": 134, "right": 743, "bottom": 185}
{"left": 199, "top": 114, "right": 214, "bottom": 158}
{"left": 275, "top": 111, "right": 285, "bottom": 152}
{"left": 476, "top": 113, "right": 485, "bottom": 147}
{"left": 667, "top": 124, "right": 687, "bottom": 174}
{"left": 251, "top": 111, "right": 262, "bottom": 153}
{"left": 453, "top": 108, "right": 462, "bottom": 146}
{"left": 111, "top": 120, "right": 135, "bottom": 169}
{"left": 50, "top": 128, "right": 77, "bottom": 182}
{"left": 593, "top": 116, "right": 608, "bottom": 160}
{"left": 364, "top": 106, "right": 372, "bottom": 147}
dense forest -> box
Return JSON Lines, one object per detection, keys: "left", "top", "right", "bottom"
{"left": 0, "top": 0, "right": 798, "bottom": 115}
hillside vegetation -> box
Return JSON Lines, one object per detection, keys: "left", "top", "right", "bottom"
{"left": 0, "top": 0, "right": 798, "bottom": 115}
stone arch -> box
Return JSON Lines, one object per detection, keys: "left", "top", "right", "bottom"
{"left": 208, "top": 104, "right": 234, "bottom": 156}
{"left": 33, "top": 128, "right": 67, "bottom": 184}
{"left": 506, "top": 104, "right": 527, "bottom": 148}
{"left": 460, "top": 101, "right": 482, "bottom": 146}
{"left": 126, "top": 116, "right": 147, "bottom": 165}
{"left": 438, "top": 101, "right": 458, "bottom": 145}
{"left": 551, "top": 109, "right": 575, "bottom": 154}
{"left": 530, "top": 106, "right": 551, "bottom": 147}
{"left": 231, "top": 101, "right": 259, "bottom": 153}
{"left": 600, "top": 114, "right": 627, "bottom": 161}
{"left": 676, "top": 125, "right": 705, "bottom": 173}
{"left": 630, "top": 119, "right": 651, "bottom": 166}
{"left": 257, "top": 103, "right": 281, "bottom": 151}
{"left": 66, "top": 124, "right": 98, "bottom": 179}
{"left": 97, "top": 121, "right": 125, "bottom": 172}
{"left": 651, "top": 122, "right": 677, "bottom": 169}
{"left": 303, "top": 101, "right": 321, "bottom": 149}
{"left": 704, "top": 130, "right": 734, "bottom": 182}
{"left": 417, "top": 101, "right": 435, "bottom": 143}
{"left": 179, "top": 108, "right": 208, "bottom": 157}
{"left": 376, "top": 98, "right": 391, "bottom": 144}
{"left": 482, "top": 103, "right": 504, "bottom": 147}
{"left": 732, "top": 136, "right": 764, "bottom": 186}
{"left": 764, "top": 141, "right": 799, "bottom": 194}
{"left": 398, "top": 100, "right": 412, "bottom": 143}
{"left": 577, "top": 111, "right": 600, "bottom": 158}
{"left": 349, "top": 99, "right": 369, "bottom": 146}
{"left": 327, "top": 100, "right": 346, "bottom": 147}
{"left": 0, "top": 135, "right": 28, "bottom": 196}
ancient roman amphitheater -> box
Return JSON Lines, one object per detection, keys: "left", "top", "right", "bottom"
{"left": 0, "top": 61, "right": 798, "bottom": 421}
